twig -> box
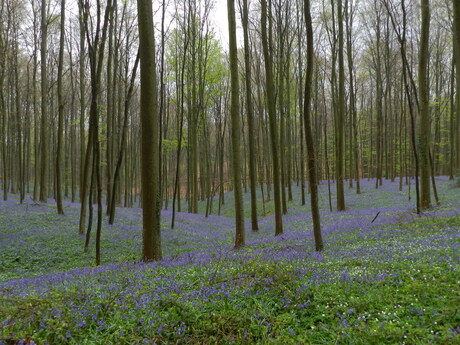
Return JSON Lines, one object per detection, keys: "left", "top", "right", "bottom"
{"left": 370, "top": 211, "right": 380, "bottom": 224}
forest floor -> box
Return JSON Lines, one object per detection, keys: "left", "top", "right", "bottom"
{"left": 1, "top": 178, "right": 459, "bottom": 344}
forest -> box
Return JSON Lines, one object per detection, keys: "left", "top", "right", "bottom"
{"left": 0, "top": 0, "right": 459, "bottom": 343}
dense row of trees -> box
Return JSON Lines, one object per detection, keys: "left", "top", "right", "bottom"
{"left": 0, "top": 0, "right": 459, "bottom": 261}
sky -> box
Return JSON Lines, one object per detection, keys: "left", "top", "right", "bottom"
{"left": 213, "top": 0, "right": 230, "bottom": 47}
{"left": 198, "top": 0, "right": 244, "bottom": 50}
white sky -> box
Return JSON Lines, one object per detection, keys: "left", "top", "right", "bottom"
{"left": 202, "top": 0, "right": 244, "bottom": 50}
{"left": 214, "top": 0, "right": 227, "bottom": 46}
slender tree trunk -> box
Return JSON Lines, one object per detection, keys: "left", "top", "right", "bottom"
{"left": 13, "top": 32, "right": 23, "bottom": 203}
{"left": 303, "top": 0, "right": 323, "bottom": 251}
{"left": 84, "top": 156, "right": 95, "bottom": 252}
{"left": 419, "top": 0, "right": 430, "bottom": 209}
{"left": 374, "top": 4, "right": 383, "bottom": 189}
{"left": 384, "top": 0, "right": 421, "bottom": 213}
{"left": 450, "top": 51, "right": 455, "bottom": 179}
{"left": 78, "top": 1, "right": 88, "bottom": 234}
{"left": 428, "top": 149, "right": 439, "bottom": 204}
{"left": 345, "top": 0, "right": 360, "bottom": 194}
{"left": 159, "top": 0, "right": 167, "bottom": 209}
{"left": 32, "top": 5, "right": 39, "bottom": 201}
{"left": 109, "top": 54, "right": 139, "bottom": 225}
{"left": 277, "top": 12, "right": 288, "bottom": 215}
{"left": 106, "top": 2, "right": 115, "bottom": 215}
{"left": 137, "top": 0, "right": 162, "bottom": 261}
{"left": 241, "top": 0, "right": 258, "bottom": 231}
{"left": 299, "top": 98, "right": 306, "bottom": 206}
{"left": 78, "top": 1, "right": 86, "bottom": 200}
{"left": 453, "top": 0, "right": 460, "bottom": 174}
{"left": 261, "top": 0, "right": 283, "bottom": 235}
{"left": 80, "top": 0, "right": 112, "bottom": 265}
{"left": 336, "top": 0, "right": 346, "bottom": 210}
{"left": 55, "top": 0, "right": 66, "bottom": 215}
{"left": 79, "top": 128, "right": 93, "bottom": 234}
{"left": 94, "top": 110, "right": 103, "bottom": 266}
{"left": 228, "top": 0, "right": 245, "bottom": 248}
{"left": 39, "top": 0, "right": 48, "bottom": 202}
{"left": 171, "top": 21, "right": 189, "bottom": 228}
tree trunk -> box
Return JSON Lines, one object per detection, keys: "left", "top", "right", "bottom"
{"left": 137, "top": 0, "right": 162, "bottom": 261}
{"left": 55, "top": 0, "right": 66, "bottom": 215}
{"left": 418, "top": 0, "right": 430, "bottom": 209}
{"left": 303, "top": 0, "right": 323, "bottom": 251}
{"left": 228, "top": 0, "right": 245, "bottom": 248}
{"left": 39, "top": 0, "right": 48, "bottom": 202}
{"left": 453, "top": 0, "right": 460, "bottom": 174}
{"left": 261, "top": 0, "right": 283, "bottom": 235}
{"left": 336, "top": 0, "right": 346, "bottom": 210}
{"left": 109, "top": 54, "right": 139, "bottom": 225}
{"left": 241, "top": 0, "right": 258, "bottom": 231}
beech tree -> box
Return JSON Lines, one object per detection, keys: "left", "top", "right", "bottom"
{"left": 336, "top": 0, "right": 346, "bottom": 211}
{"left": 228, "top": 0, "right": 245, "bottom": 248}
{"left": 419, "top": 0, "right": 431, "bottom": 209}
{"left": 303, "top": 0, "right": 323, "bottom": 251}
{"left": 240, "top": 0, "right": 259, "bottom": 231}
{"left": 137, "top": 0, "right": 162, "bottom": 261}
{"left": 79, "top": 0, "right": 113, "bottom": 265}
{"left": 55, "top": 0, "right": 65, "bottom": 215}
{"left": 39, "top": 0, "right": 48, "bottom": 203}
{"left": 454, "top": 0, "right": 460, "bottom": 174}
{"left": 261, "top": 0, "right": 283, "bottom": 236}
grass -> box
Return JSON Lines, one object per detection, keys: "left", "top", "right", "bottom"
{"left": 1, "top": 177, "right": 460, "bottom": 344}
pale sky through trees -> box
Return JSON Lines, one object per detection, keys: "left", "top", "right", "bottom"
{"left": 212, "top": 0, "right": 231, "bottom": 47}
{"left": 204, "top": 0, "right": 244, "bottom": 49}
{"left": 63, "top": 0, "right": 236, "bottom": 51}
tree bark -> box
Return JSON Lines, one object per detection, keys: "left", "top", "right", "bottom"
{"left": 228, "top": 0, "right": 245, "bottom": 248}
{"left": 303, "top": 0, "right": 323, "bottom": 251}
{"left": 137, "top": 0, "right": 162, "bottom": 261}
{"left": 241, "top": 0, "right": 259, "bottom": 231}
{"left": 336, "top": 0, "right": 346, "bottom": 210}
{"left": 39, "top": 0, "right": 48, "bottom": 202}
{"left": 418, "top": 0, "right": 430, "bottom": 209}
{"left": 261, "top": 0, "right": 283, "bottom": 235}
{"left": 453, "top": 0, "right": 460, "bottom": 174}
{"left": 55, "top": 0, "right": 66, "bottom": 215}
{"left": 109, "top": 54, "right": 139, "bottom": 225}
